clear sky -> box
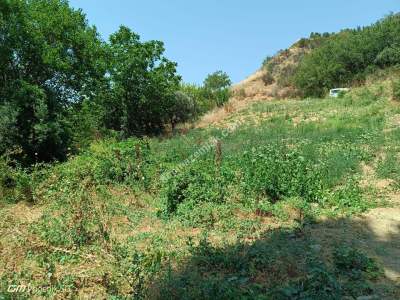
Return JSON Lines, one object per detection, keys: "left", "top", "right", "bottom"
{"left": 69, "top": 0, "right": 399, "bottom": 85}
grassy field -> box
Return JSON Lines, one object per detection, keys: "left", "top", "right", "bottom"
{"left": 1, "top": 82, "right": 400, "bottom": 299}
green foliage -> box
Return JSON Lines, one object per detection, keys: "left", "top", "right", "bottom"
{"left": 275, "top": 264, "right": 342, "bottom": 300}
{"left": 68, "top": 99, "right": 106, "bottom": 150}
{"left": 1, "top": 1, "right": 226, "bottom": 165}
{"left": 157, "top": 233, "right": 381, "bottom": 300}
{"left": 293, "top": 14, "right": 400, "bottom": 97}
{"left": 160, "top": 158, "right": 233, "bottom": 218}
{"left": 377, "top": 150, "right": 400, "bottom": 181}
{"left": 168, "top": 91, "right": 199, "bottom": 129}
{"left": 328, "top": 179, "right": 368, "bottom": 214}
{"left": 34, "top": 187, "right": 111, "bottom": 247}
{"left": 178, "top": 84, "right": 207, "bottom": 114}
{"left": 374, "top": 46, "right": 400, "bottom": 67}
{"left": 129, "top": 248, "right": 168, "bottom": 299}
{"left": 203, "top": 70, "right": 231, "bottom": 91}
{"left": 203, "top": 71, "right": 232, "bottom": 107}
{"left": 105, "top": 26, "right": 181, "bottom": 136}
{"left": 334, "top": 246, "right": 381, "bottom": 280}
{"left": 0, "top": 156, "right": 32, "bottom": 203}
{"left": 241, "top": 143, "right": 324, "bottom": 203}
{"left": 0, "top": 0, "right": 106, "bottom": 164}
{"left": 1, "top": 91, "right": 396, "bottom": 298}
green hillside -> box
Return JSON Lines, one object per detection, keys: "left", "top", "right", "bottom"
{"left": 2, "top": 80, "right": 400, "bottom": 298}
{"left": 2, "top": 1, "right": 400, "bottom": 299}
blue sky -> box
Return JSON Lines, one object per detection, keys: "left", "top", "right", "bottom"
{"left": 69, "top": 0, "right": 399, "bottom": 85}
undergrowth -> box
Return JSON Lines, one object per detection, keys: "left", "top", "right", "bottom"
{"left": 1, "top": 85, "right": 399, "bottom": 298}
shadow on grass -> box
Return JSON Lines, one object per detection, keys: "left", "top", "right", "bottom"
{"left": 149, "top": 216, "right": 400, "bottom": 300}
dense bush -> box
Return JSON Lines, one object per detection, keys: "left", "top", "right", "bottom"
{"left": 0, "top": 156, "right": 31, "bottom": 203}
{"left": 240, "top": 144, "right": 324, "bottom": 203}
{"left": 168, "top": 91, "right": 199, "bottom": 129}
{"left": 160, "top": 158, "right": 234, "bottom": 217}
{"left": 293, "top": 14, "right": 400, "bottom": 97}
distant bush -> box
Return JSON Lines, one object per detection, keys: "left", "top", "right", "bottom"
{"left": 169, "top": 91, "right": 199, "bottom": 129}
{"left": 374, "top": 46, "right": 400, "bottom": 67}
{"left": 262, "top": 72, "right": 275, "bottom": 85}
{"left": 262, "top": 56, "right": 273, "bottom": 68}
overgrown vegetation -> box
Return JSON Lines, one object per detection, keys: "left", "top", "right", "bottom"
{"left": 260, "top": 14, "right": 400, "bottom": 99}
{"left": 0, "top": 0, "right": 231, "bottom": 165}
{"left": 292, "top": 14, "right": 400, "bottom": 97}
{"left": 2, "top": 83, "right": 400, "bottom": 298}
{"left": 1, "top": 2, "right": 400, "bottom": 298}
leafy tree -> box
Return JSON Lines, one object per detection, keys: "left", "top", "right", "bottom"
{"left": 204, "top": 70, "right": 231, "bottom": 91}
{"left": 203, "top": 71, "right": 232, "bottom": 107}
{"left": 0, "top": 0, "right": 106, "bottom": 163}
{"left": 374, "top": 46, "right": 400, "bottom": 67}
{"left": 105, "top": 26, "right": 181, "bottom": 136}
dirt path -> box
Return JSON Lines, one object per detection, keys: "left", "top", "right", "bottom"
{"left": 310, "top": 167, "right": 400, "bottom": 294}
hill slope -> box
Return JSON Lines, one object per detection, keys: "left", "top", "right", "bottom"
{"left": 1, "top": 80, "right": 400, "bottom": 298}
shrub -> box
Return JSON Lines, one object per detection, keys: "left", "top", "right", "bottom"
{"left": 374, "top": 46, "right": 400, "bottom": 67}
{"left": 0, "top": 155, "right": 33, "bottom": 203}
{"left": 169, "top": 91, "right": 199, "bottom": 129}
{"left": 320, "top": 178, "right": 370, "bottom": 215}
{"left": 334, "top": 246, "right": 381, "bottom": 280}
{"left": 240, "top": 143, "right": 324, "bottom": 203}
{"left": 160, "top": 158, "right": 234, "bottom": 218}
{"left": 35, "top": 187, "right": 111, "bottom": 247}
{"left": 261, "top": 72, "right": 275, "bottom": 85}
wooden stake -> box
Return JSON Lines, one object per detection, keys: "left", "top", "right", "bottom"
{"left": 215, "top": 140, "right": 222, "bottom": 172}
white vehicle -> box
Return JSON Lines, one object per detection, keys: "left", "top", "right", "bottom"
{"left": 329, "top": 88, "right": 350, "bottom": 98}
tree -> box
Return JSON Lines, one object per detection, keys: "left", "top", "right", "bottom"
{"left": 204, "top": 71, "right": 232, "bottom": 91}
{"left": 0, "top": 0, "right": 107, "bottom": 164}
{"left": 106, "top": 26, "right": 181, "bottom": 136}
{"left": 203, "top": 71, "right": 232, "bottom": 107}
